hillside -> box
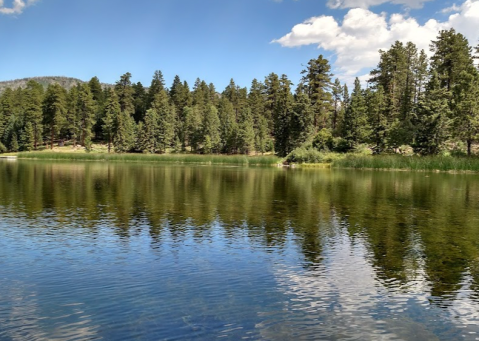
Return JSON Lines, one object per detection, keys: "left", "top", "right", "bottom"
{"left": 0, "top": 76, "right": 113, "bottom": 93}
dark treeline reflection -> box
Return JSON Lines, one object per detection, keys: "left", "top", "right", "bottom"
{"left": 2, "top": 160, "right": 479, "bottom": 302}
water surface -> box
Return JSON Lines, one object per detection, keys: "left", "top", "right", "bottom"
{"left": 1, "top": 160, "right": 479, "bottom": 340}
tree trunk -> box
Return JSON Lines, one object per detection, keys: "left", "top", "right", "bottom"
{"left": 467, "top": 139, "right": 472, "bottom": 156}
{"left": 51, "top": 124, "right": 54, "bottom": 150}
{"left": 34, "top": 124, "right": 38, "bottom": 150}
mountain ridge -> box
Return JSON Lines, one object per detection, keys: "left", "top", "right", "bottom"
{"left": 0, "top": 76, "right": 114, "bottom": 93}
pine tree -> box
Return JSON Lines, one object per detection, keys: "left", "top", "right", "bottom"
{"left": 23, "top": 80, "right": 44, "bottom": 149}
{"left": 208, "top": 83, "right": 218, "bottom": 106}
{"left": 88, "top": 76, "right": 105, "bottom": 105}
{"left": 336, "top": 84, "right": 350, "bottom": 134}
{"left": 171, "top": 79, "right": 192, "bottom": 147}
{"left": 367, "top": 86, "right": 388, "bottom": 153}
{"left": 290, "top": 88, "right": 315, "bottom": 148}
{"left": 430, "top": 28, "right": 474, "bottom": 92}
{"left": 370, "top": 41, "right": 420, "bottom": 148}
{"left": 21, "top": 122, "right": 35, "bottom": 151}
{"left": 43, "top": 84, "right": 67, "bottom": 149}
{"left": 202, "top": 104, "right": 221, "bottom": 153}
{"left": 184, "top": 106, "right": 202, "bottom": 152}
{"left": 264, "top": 73, "right": 280, "bottom": 131}
{"left": 249, "top": 79, "right": 269, "bottom": 153}
{"left": 66, "top": 86, "right": 80, "bottom": 146}
{"left": 414, "top": 49, "right": 429, "bottom": 103}
{"left": 217, "top": 97, "right": 238, "bottom": 153}
{"left": 139, "top": 108, "right": 159, "bottom": 153}
{"left": 152, "top": 90, "right": 175, "bottom": 153}
{"left": 115, "top": 72, "right": 135, "bottom": 117}
{"left": 77, "top": 84, "right": 96, "bottom": 151}
{"left": 452, "top": 67, "right": 479, "bottom": 155}
{"left": 103, "top": 90, "right": 120, "bottom": 153}
{"left": 342, "top": 78, "right": 370, "bottom": 148}
{"left": 148, "top": 70, "right": 165, "bottom": 108}
{"left": 238, "top": 107, "right": 255, "bottom": 154}
{"left": 274, "top": 75, "right": 294, "bottom": 156}
{"left": 429, "top": 30, "right": 479, "bottom": 155}
{"left": 223, "top": 79, "right": 239, "bottom": 114}
{"left": 331, "top": 78, "right": 343, "bottom": 132}
{"left": 88, "top": 76, "right": 105, "bottom": 140}
{"left": 169, "top": 75, "right": 182, "bottom": 103}
{"left": 204, "top": 134, "right": 213, "bottom": 154}
{"left": 255, "top": 116, "right": 270, "bottom": 155}
{"left": 0, "top": 107, "right": 4, "bottom": 150}
{"left": 413, "top": 71, "right": 451, "bottom": 155}
{"left": 301, "top": 55, "right": 333, "bottom": 129}
{"left": 113, "top": 73, "right": 136, "bottom": 153}
{"left": 193, "top": 78, "right": 210, "bottom": 109}
{"left": 132, "top": 82, "right": 147, "bottom": 122}
{"left": 10, "top": 132, "right": 19, "bottom": 152}
{"left": 114, "top": 108, "right": 135, "bottom": 153}
{"left": 0, "top": 88, "right": 14, "bottom": 148}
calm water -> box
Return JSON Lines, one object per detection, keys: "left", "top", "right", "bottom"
{"left": 1, "top": 160, "right": 479, "bottom": 340}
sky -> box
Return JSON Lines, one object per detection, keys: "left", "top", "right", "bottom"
{"left": 0, "top": 0, "right": 478, "bottom": 91}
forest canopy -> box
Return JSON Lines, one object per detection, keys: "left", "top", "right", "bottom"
{"left": 1, "top": 28, "right": 478, "bottom": 157}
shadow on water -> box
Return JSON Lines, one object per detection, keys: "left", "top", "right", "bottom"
{"left": 1, "top": 160, "right": 479, "bottom": 339}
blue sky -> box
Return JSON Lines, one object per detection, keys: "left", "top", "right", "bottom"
{"left": 1, "top": 0, "right": 478, "bottom": 91}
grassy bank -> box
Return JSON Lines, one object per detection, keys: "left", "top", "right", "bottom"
{"left": 14, "top": 150, "right": 479, "bottom": 173}
{"left": 17, "top": 152, "right": 280, "bottom": 165}
{"left": 332, "top": 155, "right": 479, "bottom": 173}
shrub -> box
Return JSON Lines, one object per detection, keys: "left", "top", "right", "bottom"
{"left": 332, "top": 137, "right": 352, "bottom": 153}
{"left": 312, "top": 129, "right": 334, "bottom": 151}
{"left": 354, "top": 143, "right": 373, "bottom": 155}
{"left": 398, "top": 145, "right": 414, "bottom": 156}
{"left": 449, "top": 141, "right": 467, "bottom": 157}
{"left": 286, "top": 147, "right": 325, "bottom": 164}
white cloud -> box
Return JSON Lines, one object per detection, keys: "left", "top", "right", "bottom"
{"left": 327, "top": 0, "right": 434, "bottom": 9}
{"left": 0, "top": 0, "right": 38, "bottom": 15}
{"left": 441, "top": 3, "right": 461, "bottom": 13}
{"left": 273, "top": 0, "right": 479, "bottom": 81}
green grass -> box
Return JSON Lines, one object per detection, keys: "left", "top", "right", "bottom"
{"left": 332, "top": 155, "right": 479, "bottom": 173}
{"left": 285, "top": 148, "right": 347, "bottom": 164}
{"left": 17, "top": 152, "right": 280, "bottom": 165}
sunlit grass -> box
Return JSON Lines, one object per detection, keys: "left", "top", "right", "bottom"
{"left": 332, "top": 155, "right": 479, "bottom": 172}
{"left": 17, "top": 152, "right": 280, "bottom": 165}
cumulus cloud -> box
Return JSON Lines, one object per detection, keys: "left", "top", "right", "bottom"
{"left": 273, "top": 0, "right": 479, "bottom": 81}
{"left": 0, "top": 0, "right": 38, "bottom": 15}
{"left": 327, "top": 0, "right": 433, "bottom": 9}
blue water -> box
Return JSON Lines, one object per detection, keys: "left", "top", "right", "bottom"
{"left": 1, "top": 161, "right": 479, "bottom": 340}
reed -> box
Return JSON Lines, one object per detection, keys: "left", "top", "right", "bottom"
{"left": 17, "top": 152, "right": 280, "bottom": 165}
{"left": 332, "top": 155, "right": 479, "bottom": 172}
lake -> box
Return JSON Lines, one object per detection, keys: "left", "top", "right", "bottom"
{"left": 1, "top": 160, "right": 479, "bottom": 340}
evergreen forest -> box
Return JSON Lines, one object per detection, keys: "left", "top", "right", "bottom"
{"left": 1, "top": 28, "right": 478, "bottom": 158}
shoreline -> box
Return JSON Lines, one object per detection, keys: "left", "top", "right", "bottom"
{"left": 6, "top": 152, "right": 479, "bottom": 174}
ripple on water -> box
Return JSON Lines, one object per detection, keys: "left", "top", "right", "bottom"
{"left": 2, "top": 168, "right": 479, "bottom": 341}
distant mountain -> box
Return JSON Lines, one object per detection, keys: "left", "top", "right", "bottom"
{"left": 0, "top": 76, "right": 113, "bottom": 93}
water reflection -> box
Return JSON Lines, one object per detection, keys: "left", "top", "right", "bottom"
{"left": 1, "top": 160, "right": 479, "bottom": 339}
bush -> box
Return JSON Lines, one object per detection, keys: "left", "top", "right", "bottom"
{"left": 449, "top": 141, "right": 467, "bottom": 157}
{"left": 398, "top": 145, "right": 414, "bottom": 156}
{"left": 0, "top": 142, "right": 6, "bottom": 153}
{"left": 313, "top": 129, "right": 334, "bottom": 151}
{"left": 354, "top": 144, "right": 373, "bottom": 155}
{"left": 266, "top": 139, "right": 275, "bottom": 153}
{"left": 286, "top": 147, "right": 325, "bottom": 164}
{"left": 285, "top": 147, "right": 346, "bottom": 164}
{"left": 332, "top": 137, "right": 352, "bottom": 153}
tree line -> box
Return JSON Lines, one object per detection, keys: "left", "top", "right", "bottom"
{"left": 0, "top": 28, "right": 478, "bottom": 157}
